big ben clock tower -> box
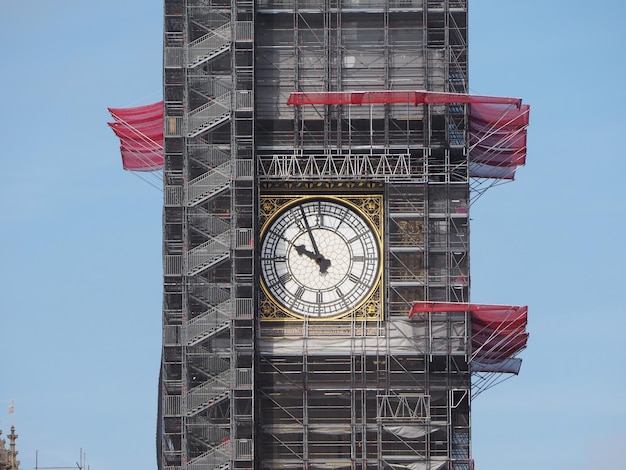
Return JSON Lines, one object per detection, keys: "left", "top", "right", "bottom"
{"left": 156, "top": 1, "right": 528, "bottom": 469}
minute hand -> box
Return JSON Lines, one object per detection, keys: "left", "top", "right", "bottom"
{"left": 298, "top": 205, "right": 331, "bottom": 273}
{"left": 300, "top": 205, "right": 322, "bottom": 257}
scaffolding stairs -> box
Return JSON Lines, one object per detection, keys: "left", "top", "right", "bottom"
{"left": 187, "top": 24, "right": 231, "bottom": 69}
{"left": 188, "top": 145, "right": 231, "bottom": 172}
{"left": 186, "top": 161, "right": 231, "bottom": 206}
{"left": 189, "top": 74, "right": 232, "bottom": 103}
{"left": 190, "top": 209, "right": 230, "bottom": 240}
{"left": 190, "top": 284, "right": 230, "bottom": 309}
{"left": 186, "top": 232, "right": 230, "bottom": 276}
{"left": 188, "top": 419, "right": 230, "bottom": 449}
{"left": 190, "top": 355, "right": 230, "bottom": 379}
{"left": 186, "top": 300, "right": 232, "bottom": 346}
{"left": 187, "top": 93, "right": 231, "bottom": 138}
{"left": 186, "top": 370, "right": 231, "bottom": 416}
{"left": 186, "top": 441, "right": 230, "bottom": 470}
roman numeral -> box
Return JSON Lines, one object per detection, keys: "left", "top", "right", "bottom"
{"left": 335, "top": 210, "right": 347, "bottom": 230}
{"left": 315, "top": 201, "right": 325, "bottom": 227}
{"left": 353, "top": 255, "right": 377, "bottom": 263}
{"left": 335, "top": 287, "right": 350, "bottom": 309}
{"left": 349, "top": 272, "right": 373, "bottom": 288}
{"left": 295, "top": 286, "right": 305, "bottom": 299}
{"left": 293, "top": 212, "right": 306, "bottom": 231}
{"left": 261, "top": 255, "right": 286, "bottom": 262}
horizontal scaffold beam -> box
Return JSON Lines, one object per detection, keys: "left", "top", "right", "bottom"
{"left": 287, "top": 90, "right": 522, "bottom": 108}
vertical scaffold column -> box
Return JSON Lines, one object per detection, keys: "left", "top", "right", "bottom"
{"left": 424, "top": 2, "right": 471, "bottom": 470}
{"left": 230, "top": 0, "right": 256, "bottom": 468}
{"left": 161, "top": 0, "right": 243, "bottom": 468}
{"left": 161, "top": 0, "right": 185, "bottom": 468}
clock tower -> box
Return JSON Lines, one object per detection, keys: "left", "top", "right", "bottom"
{"left": 156, "top": 1, "right": 528, "bottom": 469}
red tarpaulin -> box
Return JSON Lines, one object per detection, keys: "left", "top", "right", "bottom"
{"left": 473, "top": 334, "right": 529, "bottom": 361}
{"left": 118, "top": 148, "right": 164, "bottom": 172}
{"left": 109, "top": 101, "right": 164, "bottom": 123}
{"left": 472, "top": 305, "right": 528, "bottom": 329}
{"left": 108, "top": 101, "right": 164, "bottom": 172}
{"left": 468, "top": 103, "right": 530, "bottom": 179}
{"left": 287, "top": 90, "right": 522, "bottom": 107}
{"left": 108, "top": 121, "right": 163, "bottom": 141}
{"left": 408, "top": 302, "right": 529, "bottom": 372}
{"left": 408, "top": 302, "right": 526, "bottom": 317}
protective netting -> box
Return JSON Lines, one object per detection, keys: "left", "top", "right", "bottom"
{"left": 107, "top": 101, "right": 164, "bottom": 172}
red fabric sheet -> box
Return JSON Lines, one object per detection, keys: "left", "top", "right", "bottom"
{"left": 108, "top": 101, "right": 163, "bottom": 123}
{"left": 408, "top": 302, "right": 525, "bottom": 316}
{"left": 108, "top": 121, "right": 163, "bottom": 141}
{"left": 469, "top": 127, "right": 527, "bottom": 151}
{"left": 470, "top": 103, "right": 530, "bottom": 128}
{"left": 473, "top": 334, "right": 529, "bottom": 360}
{"left": 472, "top": 305, "right": 528, "bottom": 327}
{"left": 287, "top": 90, "right": 522, "bottom": 107}
{"left": 108, "top": 101, "right": 164, "bottom": 171}
{"left": 468, "top": 103, "right": 530, "bottom": 178}
{"left": 408, "top": 302, "right": 529, "bottom": 363}
{"left": 120, "top": 148, "right": 164, "bottom": 172}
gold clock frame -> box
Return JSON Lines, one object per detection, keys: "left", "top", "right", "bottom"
{"left": 259, "top": 194, "right": 384, "bottom": 322}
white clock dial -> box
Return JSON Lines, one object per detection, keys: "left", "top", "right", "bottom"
{"left": 260, "top": 198, "right": 381, "bottom": 319}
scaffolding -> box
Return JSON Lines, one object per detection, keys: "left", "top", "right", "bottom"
{"left": 146, "top": 1, "right": 528, "bottom": 469}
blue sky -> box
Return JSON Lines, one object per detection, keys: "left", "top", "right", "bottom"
{"left": 1, "top": 1, "right": 624, "bottom": 469}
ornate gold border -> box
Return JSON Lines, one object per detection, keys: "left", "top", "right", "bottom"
{"left": 259, "top": 194, "right": 384, "bottom": 322}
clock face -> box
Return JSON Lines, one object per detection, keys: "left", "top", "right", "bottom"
{"left": 260, "top": 197, "right": 381, "bottom": 319}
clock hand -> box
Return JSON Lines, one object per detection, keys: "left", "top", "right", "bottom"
{"left": 298, "top": 205, "right": 331, "bottom": 274}
{"left": 319, "top": 256, "right": 331, "bottom": 274}
{"left": 295, "top": 244, "right": 332, "bottom": 274}
{"left": 295, "top": 244, "right": 317, "bottom": 260}
{"left": 299, "top": 205, "right": 322, "bottom": 257}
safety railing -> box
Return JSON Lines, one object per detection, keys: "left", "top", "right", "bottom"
{"left": 186, "top": 301, "right": 231, "bottom": 346}
{"left": 186, "top": 371, "right": 231, "bottom": 415}
{"left": 187, "top": 92, "right": 231, "bottom": 137}
{"left": 187, "top": 161, "right": 231, "bottom": 206}
{"left": 187, "top": 23, "right": 231, "bottom": 68}
{"left": 186, "top": 232, "right": 230, "bottom": 276}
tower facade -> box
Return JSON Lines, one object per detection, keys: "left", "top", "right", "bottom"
{"left": 158, "top": 1, "right": 489, "bottom": 468}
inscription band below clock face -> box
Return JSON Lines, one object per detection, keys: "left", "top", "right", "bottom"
{"left": 260, "top": 197, "right": 381, "bottom": 319}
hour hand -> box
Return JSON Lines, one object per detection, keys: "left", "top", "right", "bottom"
{"left": 295, "top": 244, "right": 315, "bottom": 259}
{"left": 295, "top": 245, "right": 331, "bottom": 274}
